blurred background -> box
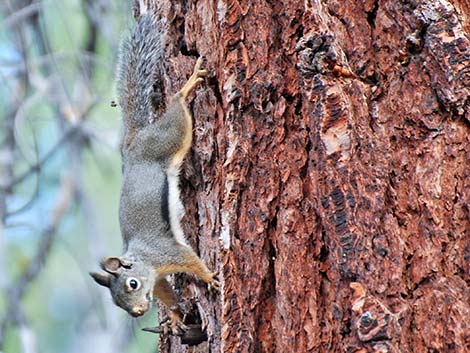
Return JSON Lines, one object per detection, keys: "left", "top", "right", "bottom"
{"left": 0, "top": 1, "right": 157, "bottom": 352}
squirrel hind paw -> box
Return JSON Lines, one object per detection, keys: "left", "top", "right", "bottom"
{"left": 178, "top": 59, "right": 209, "bottom": 99}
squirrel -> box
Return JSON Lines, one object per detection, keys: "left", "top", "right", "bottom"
{"left": 90, "top": 1, "right": 219, "bottom": 335}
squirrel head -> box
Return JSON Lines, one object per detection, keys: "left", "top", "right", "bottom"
{"left": 90, "top": 256, "right": 155, "bottom": 317}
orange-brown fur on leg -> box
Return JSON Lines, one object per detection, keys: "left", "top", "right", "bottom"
{"left": 154, "top": 277, "right": 188, "bottom": 335}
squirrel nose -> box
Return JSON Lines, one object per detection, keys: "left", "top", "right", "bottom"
{"left": 131, "top": 303, "right": 149, "bottom": 317}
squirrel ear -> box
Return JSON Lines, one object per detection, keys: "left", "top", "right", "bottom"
{"left": 101, "top": 256, "right": 132, "bottom": 273}
{"left": 89, "top": 272, "right": 111, "bottom": 288}
{"left": 101, "top": 257, "right": 122, "bottom": 273}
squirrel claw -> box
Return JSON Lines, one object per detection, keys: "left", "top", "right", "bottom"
{"left": 161, "top": 315, "right": 189, "bottom": 336}
{"left": 193, "top": 57, "right": 205, "bottom": 71}
{"left": 208, "top": 279, "right": 220, "bottom": 293}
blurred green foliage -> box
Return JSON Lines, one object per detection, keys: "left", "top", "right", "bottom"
{"left": 0, "top": 1, "right": 158, "bottom": 352}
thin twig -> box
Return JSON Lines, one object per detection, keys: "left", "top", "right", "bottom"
{"left": 4, "top": 2, "right": 41, "bottom": 28}
{"left": 0, "top": 175, "right": 75, "bottom": 348}
{"left": 6, "top": 125, "right": 81, "bottom": 190}
{"left": 6, "top": 128, "right": 41, "bottom": 217}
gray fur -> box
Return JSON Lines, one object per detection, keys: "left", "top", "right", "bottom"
{"left": 117, "top": 12, "right": 168, "bottom": 146}
{"left": 91, "top": 12, "right": 198, "bottom": 317}
{"left": 122, "top": 97, "right": 188, "bottom": 162}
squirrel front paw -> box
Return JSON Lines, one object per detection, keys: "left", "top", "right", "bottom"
{"left": 207, "top": 272, "right": 220, "bottom": 293}
{"left": 161, "top": 310, "right": 189, "bottom": 336}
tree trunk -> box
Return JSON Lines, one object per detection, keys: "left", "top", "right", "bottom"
{"left": 149, "top": 0, "right": 470, "bottom": 352}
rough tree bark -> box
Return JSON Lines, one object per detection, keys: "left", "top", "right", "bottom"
{"left": 145, "top": 0, "right": 470, "bottom": 352}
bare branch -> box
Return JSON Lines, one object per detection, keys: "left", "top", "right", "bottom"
{"left": 0, "top": 175, "right": 75, "bottom": 348}
{"left": 0, "top": 0, "right": 124, "bottom": 350}
{"left": 5, "top": 129, "right": 40, "bottom": 217}
{"left": 5, "top": 125, "right": 81, "bottom": 191}
{"left": 4, "top": 2, "right": 41, "bottom": 28}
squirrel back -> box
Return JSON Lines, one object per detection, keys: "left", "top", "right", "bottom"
{"left": 117, "top": 10, "right": 167, "bottom": 149}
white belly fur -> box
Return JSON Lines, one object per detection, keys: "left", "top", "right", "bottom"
{"left": 167, "top": 166, "right": 187, "bottom": 245}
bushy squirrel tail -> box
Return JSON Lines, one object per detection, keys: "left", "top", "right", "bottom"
{"left": 116, "top": 4, "right": 167, "bottom": 148}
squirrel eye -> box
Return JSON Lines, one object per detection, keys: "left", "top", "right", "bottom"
{"left": 126, "top": 277, "right": 141, "bottom": 290}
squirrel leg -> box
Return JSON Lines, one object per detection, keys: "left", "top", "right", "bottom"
{"left": 180, "top": 248, "right": 220, "bottom": 291}
{"left": 126, "top": 58, "right": 207, "bottom": 162}
{"left": 154, "top": 277, "right": 189, "bottom": 335}
{"left": 165, "top": 58, "right": 208, "bottom": 170}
